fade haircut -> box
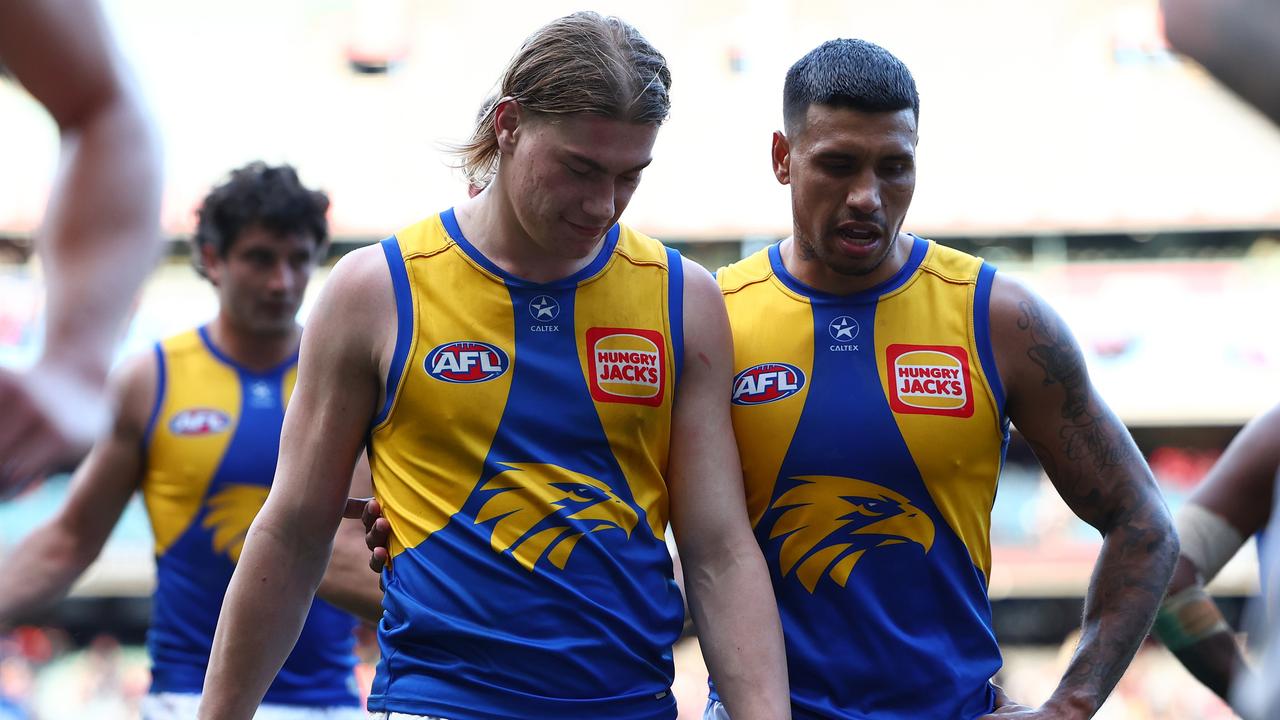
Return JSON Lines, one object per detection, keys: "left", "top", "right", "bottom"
{"left": 192, "top": 161, "right": 329, "bottom": 278}
{"left": 455, "top": 11, "right": 672, "bottom": 186}
{"left": 783, "top": 39, "right": 919, "bottom": 134}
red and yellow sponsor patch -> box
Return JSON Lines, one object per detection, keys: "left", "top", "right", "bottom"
{"left": 886, "top": 344, "right": 974, "bottom": 417}
{"left": 587, "top": 328, "right": 665, "bottom": 406}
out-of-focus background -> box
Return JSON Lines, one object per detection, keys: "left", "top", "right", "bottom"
{"left": 2, "top": 0, "right": 1278, "bottom": 717}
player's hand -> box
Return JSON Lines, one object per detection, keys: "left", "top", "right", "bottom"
{"left": 979, "top": 706, "right": 1076, "bottom": 719}
{"left": 344, "top": 496, "right": 390, "bottom": 573}
{"left": 0, "top": 364, "right": 109, "bottom": 499}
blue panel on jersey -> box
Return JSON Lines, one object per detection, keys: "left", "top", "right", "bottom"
{"left": 374, "top": 235, "right": 415, "bottom": 427}
{"left": 370, "top": 283, "right": 682, "bottom": 719}
{"left": 142, "top": 342, "right": 166, "bottom": 449}
{"left": 665, "top": 247, "right": 684, "bottom": 389}
{"left": 974, "top": 261, "right": 1006, "bottom": 416}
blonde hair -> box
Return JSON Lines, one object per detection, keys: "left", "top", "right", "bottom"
{"left": 455, "top": 12, "right": 672, "bottom": 186}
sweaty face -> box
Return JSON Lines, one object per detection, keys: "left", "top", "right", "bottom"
{"left": 203, "top": 225, "right": 321, "bottom": 337}
{"left": 775, "top": 105, "right": 918, "bottom": 292}
{"left": 503, "top": 112, "right": 657, "bottom": 260}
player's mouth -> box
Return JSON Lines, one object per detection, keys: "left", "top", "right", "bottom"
{"left": 834, "top": 222, "right": 883, "bottom": 258}
{"left": 565, "top": 219, "right": 607, "bottom": 240}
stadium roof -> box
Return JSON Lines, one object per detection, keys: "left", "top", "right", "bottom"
{"left": 1, "top": 0, "right": 1277, "bottom": 241}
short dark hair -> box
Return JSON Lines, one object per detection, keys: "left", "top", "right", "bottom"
{"left": 193, "top": 161, "right": 329, "bottom": 276}
{"left": 783, "top": 39, "right": 919, "bottom": 133}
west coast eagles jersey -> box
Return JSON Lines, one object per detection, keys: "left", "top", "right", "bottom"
{"left": 367, "top": 209, "right": 686, "bottom": 720}
{"left": 141, "top": 327, "right": 359, "bottom": 706}
{"left": 717, "top": 238, "right": 1009, "bottom": 720}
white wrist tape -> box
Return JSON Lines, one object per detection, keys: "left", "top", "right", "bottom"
{"left": 1176, "top": 502, "right": 1245, "bottom": 582}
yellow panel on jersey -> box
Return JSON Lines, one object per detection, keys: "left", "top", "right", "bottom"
{"left": 717, "top": 237, "right": 1009, "bottom": 719}
{"left": 370, "top": 212, "right": 515, "bottom": 559}
{"left": 573, "top": 226, "right": 678, "bottom": 540}
{"left": 719, "top": 250, "right": 814, "bottom": 528}
{"left": 366, "top": 209, "right": 685, "bottom": 720}
{"left": 143, "top": 329, "right": 239, "bottom": 554}
{"left": 874, "top": 242, "right": 1006, "bottom": 579}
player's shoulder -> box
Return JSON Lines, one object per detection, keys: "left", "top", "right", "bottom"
{"left": 916, "top": 236, "right": 985, "bottom": 283}
{"left": 614, "top": 223, "right": 671, "bottom": 266}
{"left": 715, "top": 244, "right": 774, "bottom": 295}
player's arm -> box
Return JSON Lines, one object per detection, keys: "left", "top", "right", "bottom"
{"left": 985, "top": 275, "right": 1178, "bottom": 720}
{"left": 667, "top": 259, "right": 790, "bottom": 720}
{"left": 316, "top": 456, "right": 385, "bottom": 623}
{"left": 0, "top": 0, "right": 163, "bottom": 488}
{"left": 199, "top": 247, "right": 391, "bottom": 720}
{"left": 1154, "top": 403, "right": 1280, "bottom": 699}
{"left": 0, "top": 351, "right": 153, "bottom": 628}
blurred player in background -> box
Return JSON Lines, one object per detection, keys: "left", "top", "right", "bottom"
{"left": 0, "top": 0, "right": 163, "bottom": 496}
{"left": 200, "top": 12, "right": 787, "bottom": 720}
{"left": 1161, "top": 2, "right": 1280, "bottom": 717}
{"left": 0, "top": 162, "right": 376, "bottom": 719}
{"left": 1153, "top": 403, "right": 1278, "bottom": 704}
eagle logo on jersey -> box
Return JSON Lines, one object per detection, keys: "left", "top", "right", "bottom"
{"left": 202, "top": 484, "right": 270, "bottom": 562}
{"left": 769, "top": 475, "right": 934, "bottom": 593}
{"left": 473, "top": 463, "right": 638, "bottom": 572}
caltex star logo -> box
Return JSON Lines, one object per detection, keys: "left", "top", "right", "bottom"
{"left": 829, "top": 315, "right": 859, "bottom": 342}
{"left": 530, "top": 295, "right": 560, "bottom": 322}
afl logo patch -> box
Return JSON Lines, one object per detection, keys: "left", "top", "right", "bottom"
{"left": 732, "top": 363, "right": 806, "bottom": 406}
{"left": 886, "top": 344, "right": 974, "bottom": 417}
{"left": 426, "top": 341, "right": 510, "bottom": 384}
{"left": 169, "top": 408, "right": 232, "bottom": 436}
{"left": 587, "top": 328, "right": 665, "bottom": 406}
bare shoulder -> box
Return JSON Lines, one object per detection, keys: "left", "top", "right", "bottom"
{"left": 303, "top": 243, "right": 397, "bottom": 378}
{"left": 109, "top": 349, "right": 159, "bottom": 439}
{"left": 986, "top": 272, "right": 1086, "bottom": 402}
{"left": 678, "top": 257, "right": 731, "bottom": 366}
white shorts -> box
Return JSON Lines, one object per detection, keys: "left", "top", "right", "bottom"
{"left": 366, "top": 714, "right": 451, "bottom": 720}
{"left": 142, "top": 693, "right": 365, "bottom": 720}
{"left": 703, "top": 699, "right": 731, "bottom": 720}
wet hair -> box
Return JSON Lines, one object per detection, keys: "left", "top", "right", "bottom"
{"left": 783, "top": 38, "right": 919, "bottom": 134}
{"left": 192, "top": 161, "right": 329, "bottom": 277}
{"left": 454, "top": 11, "right": 672, "bottom": 186}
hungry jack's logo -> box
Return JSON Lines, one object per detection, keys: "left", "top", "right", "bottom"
{"left": 886, "top": 344, "right": 974, "bottom": 418}
{"left": 587, "top": 328, "right": 665, "bottom": 406}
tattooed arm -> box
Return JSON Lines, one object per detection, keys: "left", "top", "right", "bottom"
{"left": 984, "top": 275, "right": 1178, "bottom": 720}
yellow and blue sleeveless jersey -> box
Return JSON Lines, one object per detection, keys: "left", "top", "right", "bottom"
{"left": 716, "top": 238, "right": 1009, "bottom": 720}
{"left": 141, "top": 327, "right": 358, "bottom": 706}
{"left": 366, "top": 209, "right": 686, "bottom": 720}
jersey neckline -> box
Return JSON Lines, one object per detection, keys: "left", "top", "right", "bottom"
{"left": 197, "top": 325, "right": 299, "bottom": 378}
{"left": 439, "top": 207, "right": 621, "bottom": 289}
{"left": 767, "top": 234, "right": 929, "bottom": 304}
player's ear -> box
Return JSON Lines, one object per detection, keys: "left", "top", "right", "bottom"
{"left": 772, "top": 131, "right": 791, "bottom": 185}
{"left": 495, "top": 98, "right": 523, "bottom": 155}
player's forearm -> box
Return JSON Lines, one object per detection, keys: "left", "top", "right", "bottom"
{"left": 0, "top": 522, "right": 102, "bottom": 626}
{"left": 685, "top": 543, "right": 790, "bottom": 720}
{"left": 200, "top": 517, "right": 331, "bottom": 720}
{"left": 316, "top": 522, "right": 384, "bottom": 623}
{"left": 39, "top": 89, "right": 162, "bottom": 380}
{"left": 1045, "top": 506, "right": 1178, "bottom": 718}
{"left": 1154, "top": 556, "right": 1244, "bottom": 700}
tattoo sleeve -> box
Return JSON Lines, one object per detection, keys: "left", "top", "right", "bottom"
{"left": 1013, "top": 297, "right": 1179, "bottom": 717}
